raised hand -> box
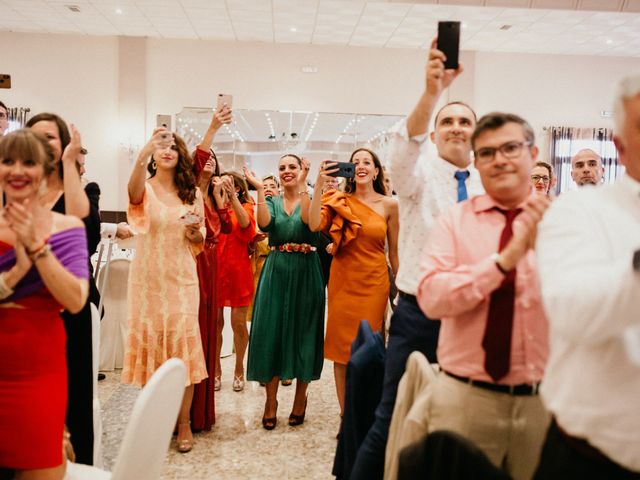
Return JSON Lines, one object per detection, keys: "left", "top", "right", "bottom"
{"left": 243, "top": 166, "right": 263, "bottom": 190}
{"left": 315, "top": 160, "right": 339, "bottom": 186}
{"left": 298, "top": 158, "right": 311, "bottom": 188}
{"left": 210, "top": 105, "right": 233, "bottom": 131}
{"left": 221, "top": 175, "right": 235, "bottom": 197}
{"left": 426, "top": 37, "right": 463, "bottom": 97}
{"left": 61, "top": 124, "right": 82, "bottom": 166}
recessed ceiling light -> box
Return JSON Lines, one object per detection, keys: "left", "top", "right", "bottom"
{"left": 290, "top": 27, "right": 297, "bottom": 32}
{"left": 115, "top": 7, "right": 123, "bottom": 14}
{"left": 606, "top": 39, "right": 613, "bottom": 44}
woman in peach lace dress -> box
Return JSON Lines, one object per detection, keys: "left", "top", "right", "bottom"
{"left": 123, "top": 128, "right": 207, "bottom": 453}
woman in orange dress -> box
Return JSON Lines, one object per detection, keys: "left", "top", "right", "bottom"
{"left": 215, "top": 172, "right": 256, "bottom": 392}
{"left": 309, "top": 148, "right": 399, "bottom": 415}
{"left": 124, "top": 128, "right": 207, "bottom": 453}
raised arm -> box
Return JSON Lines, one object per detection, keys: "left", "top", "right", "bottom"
{"left": 298, "top": 159, "right": 312, "bottom": 225}
{"left": 223, "top": 176, "right": 250, "bottom": 228}
{"left": 243, "top": 167, "right": 270, "bottom": 230}
{"left": 309, "top": 161, "right": 338, "bottom": 232}
{"left": 60, "top": 125, "right": 90, "bottom": 218}
{"left": 128, "top": 128, "right": 165, "bottom": 205}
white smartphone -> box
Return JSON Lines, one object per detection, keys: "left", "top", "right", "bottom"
{"left": 217, "top": 93, "right": 233, "bottom": 110}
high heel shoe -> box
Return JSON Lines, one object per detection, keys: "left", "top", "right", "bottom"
{"left": 288, "top": 397, "right": 307, "bottom": 427}
{"left": 176, "top": 422, "right": 193, "bottom": 453}
{"left": 233, "top": 374, "right": 245, "bottom": 392}
{"left": 262, "top": 400, "right": 278, "bottom": 431}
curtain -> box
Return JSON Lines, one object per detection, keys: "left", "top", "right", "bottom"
{"left": 7, "top": 107, "right": 30, "bottom": 131}
{"left": 548, "top": 126, "right": 622, "bottom": 194}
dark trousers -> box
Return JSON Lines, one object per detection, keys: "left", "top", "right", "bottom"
{"left": 534, "top": 420, "right": 640, "bottom": 480}
{"left": 350, "top": 296, "right": 440, "bottom": 480}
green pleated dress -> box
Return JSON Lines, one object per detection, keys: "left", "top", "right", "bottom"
{"left": 247, "top": 196, "right": 325, "bottom": 383}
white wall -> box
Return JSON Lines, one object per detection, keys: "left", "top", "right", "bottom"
{"left": 3, "top": 31, "right": 640, "bottom": 209}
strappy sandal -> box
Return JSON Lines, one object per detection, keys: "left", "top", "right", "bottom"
{"left": 176, "top": 422, "right": 193, "bottom": 453}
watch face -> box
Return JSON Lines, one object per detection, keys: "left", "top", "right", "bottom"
{"left": 634, "top": 249, "right": 640, "bottom": 272}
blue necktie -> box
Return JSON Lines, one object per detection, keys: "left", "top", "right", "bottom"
{"left": 454, "top": 170, "right": 470, "bottom": 202}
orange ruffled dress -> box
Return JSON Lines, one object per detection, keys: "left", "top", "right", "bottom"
{"left": 320, "top": 191, "right": 390, "bottom": 365}
{"left": 122, "top": 183, "right": 208, "bottom": 387}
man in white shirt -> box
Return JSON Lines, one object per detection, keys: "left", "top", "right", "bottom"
{"left": 535, "top": 75, "right": 640, "bottom": 478}
{"left": 350, "top": 40, "right": 483, "bottom": 480}
{"left": 570, "top": 148, "right": 604, "bottom": 187}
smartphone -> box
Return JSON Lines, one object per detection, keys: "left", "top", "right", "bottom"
{"left": 327, "top": 162, "right": 355, "bottom": 179}
{"left": 217, "top": 94, "right": 233, "bottom": 110}
{"left": 437, "top": 21, "right": 461, "bottom": 70}
{"left": 0, "top": 74, "right": 11, "bottom": 89}
{"left": 156, "top": 114, "right": 171, "bottom": 129}
{"left": 179, "top": 212, "right": 200, "bottom": 225}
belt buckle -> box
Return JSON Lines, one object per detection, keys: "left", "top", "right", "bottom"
{"left": 508, "top": 384, "right": 516, "bottom": 395}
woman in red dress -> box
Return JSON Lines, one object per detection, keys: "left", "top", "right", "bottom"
{"left": 215, "top": 171, "right": 256, "bottom": 392}
{"left": 190, "top": 106, "right": 232, "bottom": 431}
{"left": 0, "top": 129, "right": 89, "bottom": 480}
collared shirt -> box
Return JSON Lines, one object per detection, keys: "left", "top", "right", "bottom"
{"left": 417, "top": 194, "right": 549, "bottom": 385}
{"left": 536, "top": 174, "right": 640, "bottom": 471}
{"left": 388, "top": 124, "right": 484, "bottom": 295}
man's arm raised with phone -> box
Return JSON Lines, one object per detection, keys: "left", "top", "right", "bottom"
{"left": 406, "top": 38, "right": 464, "bottom": 138}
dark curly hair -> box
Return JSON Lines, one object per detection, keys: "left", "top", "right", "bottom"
{"left": 345, "top": 147, "right": 387, "bottom": 196}
{"left": 148, "top": 133, "right": 197, "bottom": 205}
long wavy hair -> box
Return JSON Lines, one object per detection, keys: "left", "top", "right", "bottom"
{"left": 202, "top": 150, "right": 221, "bottom": 199}
{"left": 25, "top": 112, "right": 71, "bottom": 178}
{"left": 344, "top": 147, "right": 387, "bottom": 196}
{"left": 147, "top": 133, "right": 197, "bottom": 205}
{"left": 222, "top": 170, "right": 252, "bottom": 204}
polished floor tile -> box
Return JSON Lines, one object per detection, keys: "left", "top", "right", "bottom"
{"left": 99, "top": 356, "right": 341, "bottom": 479}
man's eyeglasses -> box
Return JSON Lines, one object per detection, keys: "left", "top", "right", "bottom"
{"left": 474, "top": 141, "right": 532, "bottom": 164}
{"left": 531, "top": 175, "right": 550, "bottom": 184}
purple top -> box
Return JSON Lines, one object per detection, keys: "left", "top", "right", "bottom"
{"left": 0, "top": 227, "right": 89, "bottom": 303}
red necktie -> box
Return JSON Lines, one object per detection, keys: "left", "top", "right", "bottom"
{"left": 482, "top": 208, "right": 522, "bottom": 382}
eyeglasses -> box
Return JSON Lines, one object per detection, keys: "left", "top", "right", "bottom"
{"left": 531, "top": 175, "right": 550, "bottom": 184}
{"left": 474, "top": 141, "right": 532, "bottom": 164}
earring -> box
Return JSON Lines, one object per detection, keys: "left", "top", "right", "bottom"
{"left": 152, "top": 160, "right": 157, "bottom": 169}
{"left": 373, "top": 174, "right": 378, "bottom": 180}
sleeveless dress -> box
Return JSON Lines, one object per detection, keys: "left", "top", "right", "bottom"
{"left": 122, "top": 183, "right": 208, "bottom": 387}
{"left": 319, "top": 191, "right": 390, "bottom": 365}
{"left": 0, "top": 227, "right": 89, "bottom": 469}
{"left": 247, "top": 196, "right": 325, "bottom": 383}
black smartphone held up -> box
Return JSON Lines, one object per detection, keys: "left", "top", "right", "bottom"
{"left": 327, "top": 162, "right": 355, "bottom": 179}
{"left": 437, "top": 21, "right": 461, "bottom": 70}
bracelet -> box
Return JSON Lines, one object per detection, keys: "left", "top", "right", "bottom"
{"left": 29, "top": 243, "right": 52, "bottom": 262}
{"left": 0, "top": 271, "right": 15, "bottom": 300}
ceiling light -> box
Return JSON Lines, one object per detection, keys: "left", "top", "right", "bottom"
{"left": 290, "top": 27, "right": 297, "bottom": 32}
{"left": 115, "top": 7, "right": 123, "bottom": 14}
{"left": 606, "top": 39, "right": 613, "bottom": 45}
{"left": 301, "top": 65, "right": 318, "bottom": 74}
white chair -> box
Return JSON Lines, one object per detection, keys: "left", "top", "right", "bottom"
{"left": 65, "top": 358, "right": 187, "bottom": 480}
{"left": 97, "top": 258, "right": 132, "bottom": 371}
{"left": 90, "top": 304, "right": 104, "bottom": 468}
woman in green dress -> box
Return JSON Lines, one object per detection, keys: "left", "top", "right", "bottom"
{"left": 244, "top": 155, "right": 325, "bottom": 431}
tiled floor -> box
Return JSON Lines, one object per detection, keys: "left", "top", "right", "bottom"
{"left": 98, "top": 356, "right": 341, "bottom": 480}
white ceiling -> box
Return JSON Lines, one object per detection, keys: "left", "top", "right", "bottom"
{"left": 2, "top": 0, "right": 640, "bottom": 57}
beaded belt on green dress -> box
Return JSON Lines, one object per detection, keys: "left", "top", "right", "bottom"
{"left": 270, "top": 243, "right": 317, "bottom": 254}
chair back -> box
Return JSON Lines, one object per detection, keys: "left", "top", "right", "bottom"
{"left": 110, "top": 359, "right": 187, "bottom": 480}
{"left": 98, "top": 258, "right": 131, "bottom": 371}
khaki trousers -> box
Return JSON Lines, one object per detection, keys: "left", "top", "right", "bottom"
{"left": 428, "top": 373, "right": 550, "bottom": 480}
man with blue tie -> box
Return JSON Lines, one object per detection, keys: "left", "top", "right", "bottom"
{"left": 350, "top": 38, "right": 483, "bottom": 480}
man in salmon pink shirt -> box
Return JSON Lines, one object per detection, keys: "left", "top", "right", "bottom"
{"left": 417, "top": 112, "right": 552, "bottom": 480}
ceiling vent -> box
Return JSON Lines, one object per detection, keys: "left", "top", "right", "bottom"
{"left": 65, "top": 5, "right": 81, "bottom": 12}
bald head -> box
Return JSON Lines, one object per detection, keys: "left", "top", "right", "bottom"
{"left": 571, "top": 149, "right": 604, "bottom": 186}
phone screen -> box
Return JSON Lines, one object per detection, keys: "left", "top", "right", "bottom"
{"left": 327, "top": 162, "right": 355, "bottom": 179}
{"left": 437, "top": 21, "right": 461, "bottom": 70}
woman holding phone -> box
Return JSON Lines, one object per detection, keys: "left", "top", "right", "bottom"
{"left": 245, "top": 154, "right": 325, "bottom": 430}
{"left": 0, "top": 129, "right": 89, "bottom": 480}
{"left": 123, "top": 128, "right": 207, "bottom": 453}
{"left": 190, "top": 106, "right": 233, "bottom": 431}
{"left": 309, "top": 148, "right": 399, "bottom": 416}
